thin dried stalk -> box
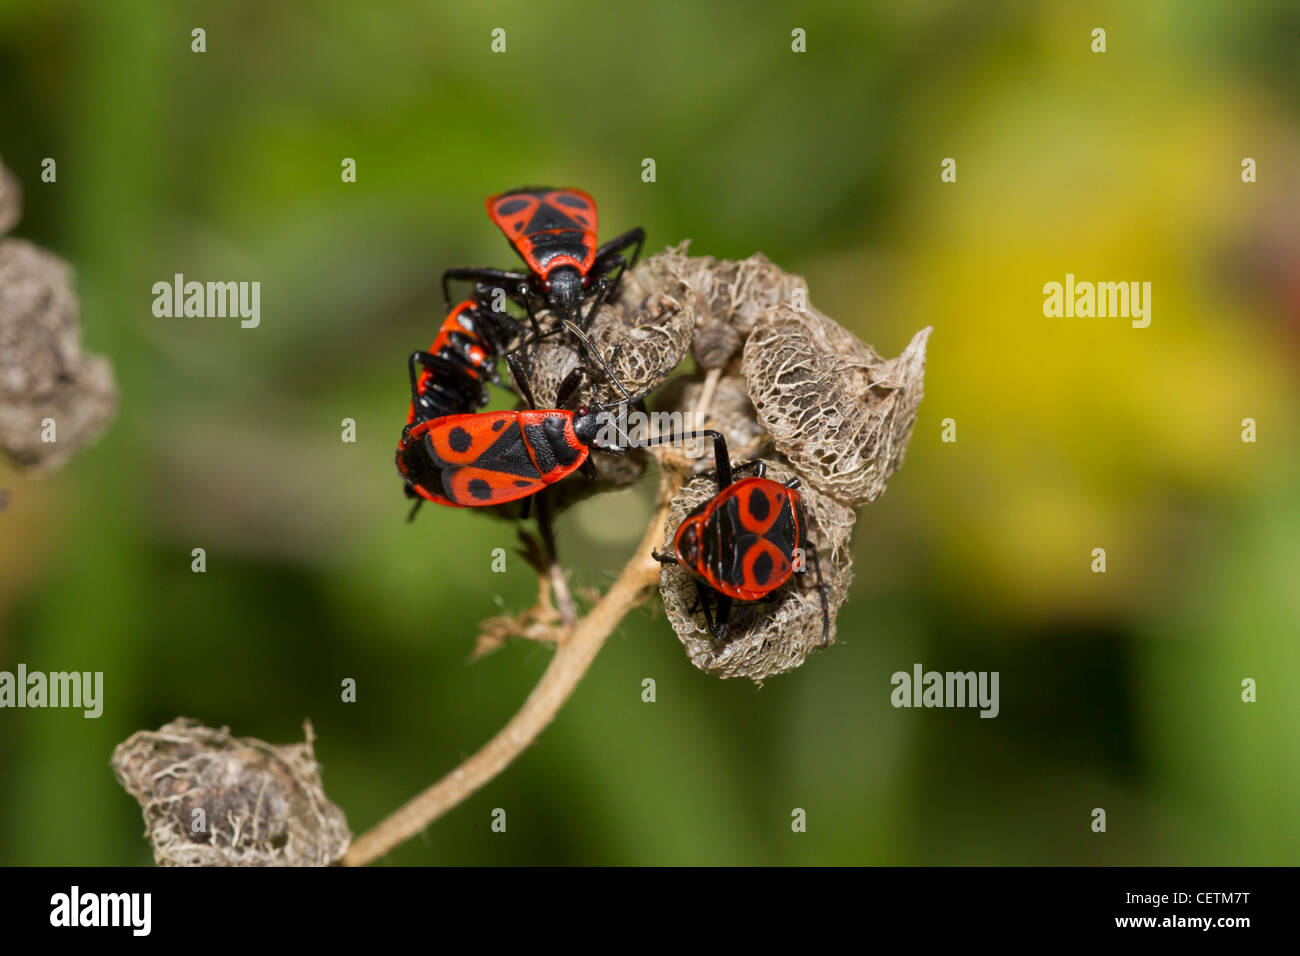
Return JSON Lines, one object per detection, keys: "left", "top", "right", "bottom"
{"left": 342, "top": 473, "right": 679, "bottom": 867}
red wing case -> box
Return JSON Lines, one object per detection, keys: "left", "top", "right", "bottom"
{"left": 486, "top": 187, "right": 599, "bottom": 279}
{"left": 675, "top": 477, "right": 801, "bottom": 601}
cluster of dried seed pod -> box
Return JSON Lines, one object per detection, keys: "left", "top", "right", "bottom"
{"left": 112, "top": 718, "right": 351, "bottom": 867}
{"left": 526, "top": 244, "right": 930, "bottom": 681}
{"left": 744, "top": 305, "right": 931, "bottom": 506}
{"left": 0, "top": 156, "right": 117, "bottom": 472}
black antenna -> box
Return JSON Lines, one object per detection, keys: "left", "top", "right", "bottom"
{"left": 561, "top": 320, "right": 633, "bottom": 405}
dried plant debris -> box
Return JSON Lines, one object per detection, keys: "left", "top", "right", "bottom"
{"left": 112, "top": 718, "right": 350, "bottom": 867}
{"left": 0, "top": 241, "right": 83, "bottom": 397}
{"left": 654, "top": 373, "right": 771, "bottom": 476}
{"left": 636, "top": 243, "right": 809, "bottom": 369}
{"left": 0, "top": 176, "right": 117, "bottom": 471}
{"left": 0, "top": 159, "right": 20, "bottom": 236}
{"left": 658, "top": 459, "right": 855, "bottom": 682}
{"left": 743, "top": 304, "right": 930, "bottom": 506}
{"left": 526, "top": 280, "right": 691, "bottom": 409}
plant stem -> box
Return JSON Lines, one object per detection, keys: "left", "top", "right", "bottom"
{"left": 536, "top": 490, "right": 578, "bottom": 627}
{"left": 341, "top": 485, "right": 674, "bottom": 867}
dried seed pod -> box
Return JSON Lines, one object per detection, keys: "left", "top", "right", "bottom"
{"left": 0, "top": 159, "right": 20, "bottom": 235}
{"left": 639, "top": 244, "right": 809, "bottom": 369}
{"left": 524, "top": 293, "right": 691, "bottom": 408}
{"left": 0, "top": 239, "right": 81, "bottom": 395}
{"left": 587, "top": 447, "right": 647, "bottom": 485}
{"left": 519, "top": 335, "right": 583, "bottom": 410}
{"left": 654, "top": 373, "right": 771, "bottom": 475}
{"left": 743, "top": 304, "right": 930, "bottom": 505}
{"left": 658, "top": 458, "right": 855, "bottom": 682}
{"left": 112, "top": 718, "right": 350, "bottom": 867}
{"left": 691, "top": 320, "right": 742, "bottom": 372}
{"left": 0, "top": 239, "right": 118, "bottom": 471}
{"left": 522, "top": 247, "right": 698, "bottom": 409}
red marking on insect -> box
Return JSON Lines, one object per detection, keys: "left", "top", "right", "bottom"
{"left": 673, "top": 477, "right": 801, "bottom": 602}
{"left": 405, "top": 296, "right": 518, "bottom": 427}
{"left": 486, "top": 188, "right": 599, "bottom": 280}
{"left": 398, "top": 407, "right": 600, "bottom": 508}
{"left": 443, "top": 187, "right": 644, "bottom": 332}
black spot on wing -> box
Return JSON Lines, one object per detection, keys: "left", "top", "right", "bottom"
{"left": 751, "top": 549, "right": 774, "bottom": 587}
{"left": 555, "top": 194, "right": 590, "bottom": 210}
{"left": 492, "top": 418, "right": 506, "bottom": 431}
{"left": 468, "top": 479, "right": 494, "bottom": 501}
{"left": 747, "top": 487, "right": 771, "bottom": 523}
{"left": 448, "top": 426, "right": 473, "bottom": 454}
{"left": 497, "top": 198, "right": 529, "bottom": 215}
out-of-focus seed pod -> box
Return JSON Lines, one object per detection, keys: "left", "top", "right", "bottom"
{"left": 742, "top": 303, "right": 930, "bottom": 506}
{"left": 0, "top": 159, "right": 20, "bottom": 235}
{"left": 112, "top": 718, "right": 351, "bottom": 867}
{"left": 0, "top": 239, "right": 118, "bottom": 471}
{"left": 658, "top": 458, "right": 855, "bottom": 681}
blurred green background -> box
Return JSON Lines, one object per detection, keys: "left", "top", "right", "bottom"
{"left": 1, "top": 0, "right": 1298, "bottom": 865}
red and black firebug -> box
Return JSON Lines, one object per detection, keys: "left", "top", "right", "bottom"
{"left": 650, "top": 433, "right": 830, "bottom": 644}
{"left": 405, "top": 285, "right": 521, "bottom": 427}
{"left": 396, "top": 323, "right": 640, "bottom": 515}
{"left": 441, "top": 187, "right": 645, "bottom": 331}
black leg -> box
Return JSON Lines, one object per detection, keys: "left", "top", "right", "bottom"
{"left": 579, "top": 457, "right": 597, "bottom": 480}
{"left": 693, "top": 581, "right": 717, "bottom": 635}
{"left": 794, "top": 498, "right": 830, "bottom": 645}
{"left": 515, "top": 317, "right": 572, "bottom": 362}
{"left": 579, "top": 276, "right": 611, "bottom": 329}
{"left": 519, "top": 291, "right": 545, "bottom": 351}
{"left": 593, "top": 227, "right": 645, "bottom": 294}
{"left": 650, "top": 549, "right": 678, "bottom": 565}
{"left": 408, "top": 350, "right": 437, "bottom": 404}
{"left": 636, "top": 429, "right": 733, "bottom": 490}
{"left": 480, "top": 307, "right": 524, "bottom": 352}
{"left": 733, "top": 459, "right": 767, "bottom": 480}
{"left": 594, "top": 226, "right": 645, "bottom": 263}
{"left": 711, "top": 593, "right": 732, "bottom": 641}
{"left": 406, "top": 497, "right": 423, "bottom": 523}
{"left": 558, "top": 321, "right": 633, "bottom": 405}
{"left": 519, "top": 496, "right": 532, "bottom": 521}
{"left": 554, "top": 365, "right": 587, "bottom": 408}
{"left": 443, "top": 267, "right": 530, "bottom": 312}
{"left": 506, "top": 352, "right": 538, "bottom": 410}
{"left": 807, "top": 542, "right": 829, "bottom": 644}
